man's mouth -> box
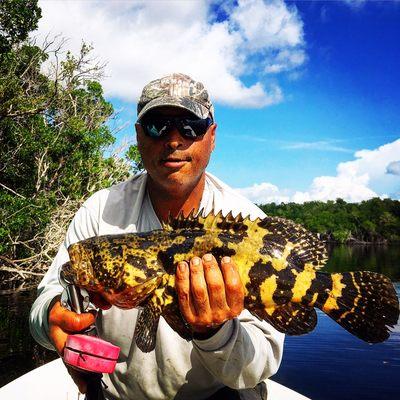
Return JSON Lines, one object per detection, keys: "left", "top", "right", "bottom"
{"left": 161, "top": 157, "right": 191, "bottom": 168}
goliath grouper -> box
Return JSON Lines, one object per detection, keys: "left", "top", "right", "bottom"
{"left": 60, "top": 211, "right": 399, "bottom": 352}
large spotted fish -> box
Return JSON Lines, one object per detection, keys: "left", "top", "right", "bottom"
{"left": 60, "top": 211, "right": 399, "bottom": 352}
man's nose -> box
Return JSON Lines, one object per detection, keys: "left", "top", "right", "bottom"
{"left": 164, "top": 127, "right": 184, "bottom": 150}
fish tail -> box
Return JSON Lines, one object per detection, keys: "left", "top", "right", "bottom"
{"left": 315, "top": 271, "right": 399, "bottom": 343}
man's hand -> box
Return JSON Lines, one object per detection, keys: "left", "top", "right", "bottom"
{"left": 175, "top": 254, "right": 244, "bottom": 337}
{"left": 48, "top": 300, "right": 96, "bottom": 393}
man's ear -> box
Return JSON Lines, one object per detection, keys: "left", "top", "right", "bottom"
{"left": 135, "top": 123, "right": 145, "bottom": 148}
{"left": 210, "top": 123, "right": 217, "bottom": 151}
{"left": 135, "top": 123, "right": 141, "bottom": 140}
{"left": 135, "top": 123, "right": 144, "bottom": 156}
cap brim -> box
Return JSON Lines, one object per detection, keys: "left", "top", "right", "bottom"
{"left": 137, "top": 96, "right": 210, "bottom": 121}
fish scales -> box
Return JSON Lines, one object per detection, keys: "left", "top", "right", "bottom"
{"left": 61, "top": 211, "right": 400, "bottom": 352}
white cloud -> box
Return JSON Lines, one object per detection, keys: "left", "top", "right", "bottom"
{"left": 343, "top": 0, "right": 366, "bottom": 8}
{"left": 281, "top": 140, "right": 352, "bottom": 153}
{"left": 235, "top": 182, "right": 290, "bottom": 204}
{"left": 236, "top": 138, "right": 400, "bottom": 203}
{"left": 264, "top": 49, "right": 306, "bottom": 74}
{"left": 386, "top": 161, "right": 400, "bottom": 176}
{"left": 338, "top": 139, "right": 400, "bottom": 186}
{"left": 230, "top": 0, "right": 304, "bottom": 51}
{"left": 35, "top": 0, "right": 305, "bottom": 107}
{"left": 230, "top": 0, "right": 306, "bottom": 75}
{"left": 291, "top": 174, "right": 378, "bottom": 203}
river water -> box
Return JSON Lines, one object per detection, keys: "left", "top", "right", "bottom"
{"left": 0, "top": 244, "right": 399, "bottom": 399}
{"left": 273, "top": 244, "right": 400, "bottom": 400}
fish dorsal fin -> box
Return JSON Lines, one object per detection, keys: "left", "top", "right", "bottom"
{"left": 259, "top": 216, "right": 328, "bottom": 269}
{"left": 162, "top": 209, "right": 251, "bottom": 233}
{"left": 162, "top": 208, "right": 204, "bottom": 231}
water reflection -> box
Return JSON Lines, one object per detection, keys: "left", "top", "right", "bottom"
{"left": 325, "top": 244, "right": 400, "bottom": 281}
{"left": 0, "top": 290, "right": 56, "bottom": 387}
{"left": 274, "top": 244, "right": 400, "bottom": 400}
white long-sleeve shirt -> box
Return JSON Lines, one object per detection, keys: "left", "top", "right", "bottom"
{"left": 29, "top": 172, "right": 284, "bottom": 400}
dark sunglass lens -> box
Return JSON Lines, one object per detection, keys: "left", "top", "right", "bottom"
{"left": 141, "top": 116, "right": 212, "bottom": 139}
{"left": 180, "top": 118, "right": 212, "bottom": 138}
{"left": 144, "top": 123, "right": 161, "bottom": 137}
{"left": 142, "top": 118, "right": 169, "bottom": 138}
{"left": 180, "top": 123, "right": 198, "bottom": 138}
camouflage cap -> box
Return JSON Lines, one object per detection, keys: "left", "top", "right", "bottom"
{"left": 137, "top": 73, "right": 214, "bottom": 121}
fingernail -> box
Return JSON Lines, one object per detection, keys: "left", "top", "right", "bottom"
{"left": 203, "top": 254, "right": 213, "bottom": 262}
{"left": 178, "top": 262, "right": 187, "bottom": 272}
{"left": 222, "top": 256, "right": 231, "bottom": 264}
{"left": 192, "top": 257, "right": 200, "bottom": 266}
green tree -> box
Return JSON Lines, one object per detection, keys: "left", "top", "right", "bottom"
{"left": 0, "top": 0, "right": 41, "bottom": 52}
{"left": 0, "top": 1, "right": 140, "bottom": 278}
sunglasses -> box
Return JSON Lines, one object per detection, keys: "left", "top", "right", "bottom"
{"left": 138, "top": 116, "right": 213, "bottom": 139}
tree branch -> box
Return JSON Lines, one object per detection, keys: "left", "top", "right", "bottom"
{"left": 0, "top": 182, "right": 26, "bottom": 199}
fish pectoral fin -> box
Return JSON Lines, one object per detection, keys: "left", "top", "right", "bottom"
{"left": 134, "top": 299, "right": 163, "bottom": 352}
{"left": 258, "top": 303, "right": 317, "bottom": 335}
{"left": 162, "top": 304, "right": 193, "bottom": 341}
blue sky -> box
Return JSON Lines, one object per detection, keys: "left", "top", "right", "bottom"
{"left": 216, "top": 1, "right": 400, "bottom": 190}
{"left": 36, "top": 0, "right": 400, "bottom": 203}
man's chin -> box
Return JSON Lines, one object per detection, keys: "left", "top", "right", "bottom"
{"left": 147, "top": 168, "right": 204, "bottom": 194}
{"left": 160, "top": 173, "right": 201, "bottom": 193}
{"left": 161, "top": 175, "right": 189, "bottom": 190}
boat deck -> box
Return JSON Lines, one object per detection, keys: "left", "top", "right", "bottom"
{"left": 0, "top": 358, "right": 310, "bottom": 399}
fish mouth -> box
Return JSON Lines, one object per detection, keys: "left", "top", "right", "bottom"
{"left": 67, "top": 243, "right": 93, "bottom": 286}
{"left": 101, "top": 275, "right": 163, "bottom": 309}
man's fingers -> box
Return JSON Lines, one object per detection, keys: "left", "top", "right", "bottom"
{"left": 60, "top": 310, "right": 96, "bottom": 332}
{"left": 49, "top": 325, "right": 68, "bottom": 355}
{"left": 175, "top": 261, "right": 196, "bottom": 323}
{"left": 202, "top": 254, "right": 228, "bottom": 319}
{"left": 189, "top": 257, "right": 211, "bottom": 317}
{"left": 49, "top": 301, "right": 96, "bottom": 333}
{"left": 220, "top": 256, "right": 244, "bottom": 315}
{"left": 48, "top": 301, "right": 93, "bottom": 395}
{"left": 176, "top": 255, "right": 244, "bottom": 333}
{"left": 48, "top": 301, "right": 96, "bottom": 358}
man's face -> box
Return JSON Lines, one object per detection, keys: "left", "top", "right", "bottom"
{"left": 136, "top": 107, "right": 216, "bottom": 194}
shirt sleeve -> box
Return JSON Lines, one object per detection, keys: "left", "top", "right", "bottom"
{"left": 192, "top": 310, "right": 285, "bottom": 389}
{"left": 29, "top": 204, "right": 99, "bottom": 350}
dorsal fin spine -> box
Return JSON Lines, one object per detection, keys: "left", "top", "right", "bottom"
{"left": 163, "top": 209, "right": 255, "bottom": 232}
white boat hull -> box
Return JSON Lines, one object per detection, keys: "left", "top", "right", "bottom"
{"left": 0, "top": 358, "right": 310, "bottom": 399}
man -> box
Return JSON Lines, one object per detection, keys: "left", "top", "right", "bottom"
{"left": 30, "top": 73, "right": 284, "bottom": 400}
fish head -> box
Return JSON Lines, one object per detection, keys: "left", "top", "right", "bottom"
{"left": 68, "top": 240, "right": 165, "bottom": 309}
{"left": 101, "top": 273, "right": 164, "bottom": 309}
{"left": 68, "top": 242, "right": 95, "bottom": 287}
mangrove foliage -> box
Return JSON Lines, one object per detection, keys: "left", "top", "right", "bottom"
{"left": 260, "top": 198, "right": 400, "bottom": 243}
{"left": 0, "top": 0, "right": 141, "bottom": 287}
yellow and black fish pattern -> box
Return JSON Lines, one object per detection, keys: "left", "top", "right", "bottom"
{"left": 61, "top": 211, "right": 400, "bottom": 352}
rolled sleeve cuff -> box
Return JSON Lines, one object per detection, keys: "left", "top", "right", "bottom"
{"left": 193, "top": 319, "right": 236, "bottom": 352}
{"left": 29, "top": 291, "right": 61, "bottom": 351}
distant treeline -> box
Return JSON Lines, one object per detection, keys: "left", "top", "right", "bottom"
{"left": 259, "top": 198, "right": 400, "bottom": 243}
